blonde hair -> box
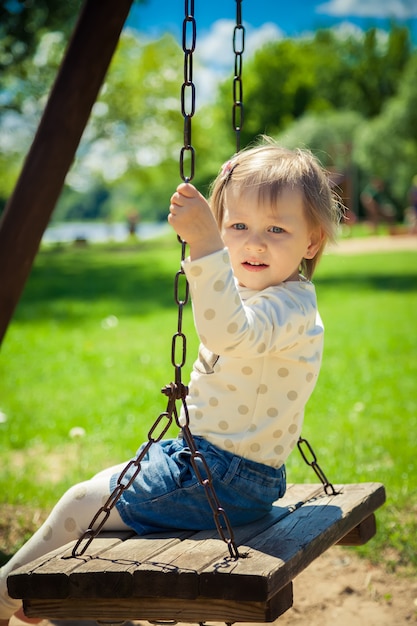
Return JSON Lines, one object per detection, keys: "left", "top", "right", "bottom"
{"left": 210, "top": 139, "right": 341, "bottom": 280}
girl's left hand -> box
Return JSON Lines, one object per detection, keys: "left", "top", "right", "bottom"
{"left": 168, "top": 183, "right": 224, "bottom": 259}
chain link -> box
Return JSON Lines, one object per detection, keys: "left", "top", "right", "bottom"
{"left": 297, "top": 437, "right": 339, "bottom": 495}
{"left": 232, "top": 0, "right": 245, "bottom": 153}
{"left": 67, "top": 406, "right": 176, "bottom": 557}
{"left": 66, "top": 0, "right": 333, "bottom": 564}
{"left": 67, "top": 1, "right": 239, "bottom": 561}
{"left": 179, "top": 0, "right": 196, "bottom": 183}
{"left": 168, "top": 235, "right": 240, "bottom": 559}
{"left": 230, "top": 1, "right": 336, "bottom": 502}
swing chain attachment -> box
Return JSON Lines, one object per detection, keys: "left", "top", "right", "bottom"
{"left": 67, "top": 408, "right": 176, "bottom": 558}
{"left": 297, "top": 437, "right": 340, "bottom": 496}
{"left": 232, "top": 0, "right": 245, "bottom": 153}
{"left": 67, "top": 0, "right": 240, "bottom": 563}
{"left": 173, "top": 4, "right": 240, "bottom": 560}
{"left": 162, "top": 235, "right": 240, "bottom": 561}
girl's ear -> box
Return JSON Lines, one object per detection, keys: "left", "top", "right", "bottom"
{"left": 305, "top": 228, "right": 324, "bottom": 259}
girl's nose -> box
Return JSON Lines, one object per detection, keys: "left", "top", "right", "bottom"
{"left": 245, "top": 232, "right": 266, "bottom": 251}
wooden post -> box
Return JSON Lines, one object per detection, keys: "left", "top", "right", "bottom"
{"left": 0, "top": 0, "right": 133, "bottom": 346}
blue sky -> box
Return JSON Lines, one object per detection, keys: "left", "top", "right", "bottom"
{"left": 127, "top": 0, "right": 417, "bottom": 41}
{"left": 125, "top": 0, "right": 417, "bottom": 104}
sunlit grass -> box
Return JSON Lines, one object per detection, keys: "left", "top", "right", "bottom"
{"left": 1, "top": 236, "right": 416, "bottom": 572}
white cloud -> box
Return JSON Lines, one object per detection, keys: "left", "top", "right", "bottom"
{"left": 317, "top": 0, "right": 417, "bottom": 19}
{"left": 199, "top": 19, "right": 283, "bottom": 70}
{"left": 331, "top": 20, "right": 389, "bottom": 43}
{"left": 246, "top": 22, "right": 285, "bottom": 53}
{"left": 196, "top": 20, "right": 283, "bottom": 103}
{"left": 331, "top": 20, "right": 367, "bottom": 37}
{"left": 199, "top": 19, "right": 236, "bottom": 71}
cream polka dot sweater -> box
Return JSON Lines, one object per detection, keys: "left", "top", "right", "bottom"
{"left": 180, "top": 248, "right": 324, "bottom": 468}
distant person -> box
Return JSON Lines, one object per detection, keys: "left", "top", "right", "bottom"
{"left": 360, "top": 177, "right": 396, "bottom": 234}
{"left": 405, "top": 175, "right": 417, "bottom": 234}
{"left": 126, "top": 209, "right": 140, "bottom": 237}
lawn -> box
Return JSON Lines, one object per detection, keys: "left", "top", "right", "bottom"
{"left": 0, "top": 234, "right": 416, "bottom": 573}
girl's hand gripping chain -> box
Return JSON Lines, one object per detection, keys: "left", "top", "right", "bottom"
{"left": 169, "top": 183, "right": 224, "bottom": 260}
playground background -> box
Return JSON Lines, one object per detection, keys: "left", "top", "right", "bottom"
{"left": 1, "top": 231, "right": 416, "bottom": 624}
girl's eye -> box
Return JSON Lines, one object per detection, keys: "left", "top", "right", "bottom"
{"left": 232, "top": 223, "right": 247, "bottom": 230}
{"left": 270, "top": 226, "right": 284, "bottom": 234}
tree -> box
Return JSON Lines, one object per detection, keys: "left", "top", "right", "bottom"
{"left": 220, "top": 25, "right": 412, "bottom": 146}
{"left": 354, "top": 53, "right": 417, "bottom": 209}
{"left": 236, "top": 38, "right": 318, "bottom": 146}
{"left": 0, "top": 0, "right": 81, "bottom": 79}
{"left": 0, "top": 0, "right": 152, "bottom": 218}
{"left": 277, "top": 110, "right": 363, "bottom": 168}
{"left": 276, "top": 111, "right": 363, "bottom": 215}
{"left": 64, "top": 31, "right": 187, "bottom": 221}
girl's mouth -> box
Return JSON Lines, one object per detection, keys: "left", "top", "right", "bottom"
{"left": 242, "top": 261, "right": 268, "bottom": 272}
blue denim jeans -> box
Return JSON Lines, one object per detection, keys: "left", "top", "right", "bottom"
{"left": 110, "top": 435, "right": 286, "bottom": 534}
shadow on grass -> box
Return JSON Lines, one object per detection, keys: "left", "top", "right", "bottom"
{"left": 12, "top": 243, "right": 417, "bottom": 325}
{"left": 13, "top": 241, "right": 180, "bottom": 323}
{"left": 315, "top": 272, "right": 417, "bottom": 292}
{"left": 316, "top": 250, "right": 417, "bottom": 293}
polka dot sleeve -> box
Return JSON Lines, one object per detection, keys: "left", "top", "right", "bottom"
{"left": 183, "top": 248, "right": 322, "bottom": 358}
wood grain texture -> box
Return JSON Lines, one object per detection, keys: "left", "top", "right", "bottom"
{"left": 8, "top": 482, "right": 386, "bottom": 623}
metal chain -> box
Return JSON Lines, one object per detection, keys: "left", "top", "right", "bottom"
{"left": 232, "top": 0, "right": 245, "bottom": 153}
{"left": 179, "top": 0, "right": 196, "bottom": 183}
{"left": 297, "top": 437, "right": 339, "bottom": 495}
{"left": 67, "top": 0, "right": 239, "bottom": 561}
{"left": 162, "top": 240, "right": 239, "bottom": 559}
{"left": 175, "top": 0, "right": 240, "bottom": 559}
{"left": 231, "top": 2, "right": 337, "bottom": 504}
{"left": 67, "top": 401, "right": 177, "bottom": 558}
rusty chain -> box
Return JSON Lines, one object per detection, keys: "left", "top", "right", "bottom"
{"left": 175, "top": 0, "right": 239, "bottom": 559}
{"left": 229, "top": 1, "right": 337, "bottom": 499}
{"left": 68, "top": 0, "right": 239, "bottom": 561}
{"left": 67, "top": 0, "right": 335, "bottom": 562}
{"left": 297, "top": 437, "right": 339, "bottom": 495}
{"left": 179, "top": 0, "right": 196, "bottom": 183}
{"left": 232, "top": 0, "right": 245, "bottom": 153}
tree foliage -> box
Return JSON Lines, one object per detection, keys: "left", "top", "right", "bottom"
{"left": 229, "top": 25, "right": 412, "bottom": 148}
{"left": 0, "top": 0, "right": 81, "bottom": 79}
{"left": 353, "top": 53, "right": 417, "bottom": 206}
{"left": 1, "top": 6, "right": 416, "bottom": 222}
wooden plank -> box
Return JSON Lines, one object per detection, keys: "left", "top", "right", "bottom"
{"left": 98, "top": 482, "right": 382, "bottom": 602}
{"left": 197, "top": 483, "right": 386, "bottom": 601}
{"left": 8, "top": 530, "right": 188, "bottom": 600}
{"left": 9, "top": 484, "right": 316, "bottom": 601}
{"left": 9, "top": 482, "right": 386, "bottom": 624}
{"left": 0, "top": 0, "right": 133, "bottom": 345}
{"left": 22, "top": 584, "right": 294, "bottom": 623}
{"left": 337, "top": 513, "right": 376, "bottom": 546}
{"left": 7, "top": 532, "right": 135, "bottom": 599}
{"left": 67, "top": 530, "right": 194, "bottom": 599}
{"left": 130, "top": 486, "right": 319, "bottom": 600}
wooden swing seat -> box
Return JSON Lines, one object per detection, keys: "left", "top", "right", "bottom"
{"left": 8, "top": 482, "right": 385, "bottom": 624}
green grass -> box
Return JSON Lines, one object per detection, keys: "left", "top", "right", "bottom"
{"left": 1, "top": 235, "right": 416, "bottom": 573}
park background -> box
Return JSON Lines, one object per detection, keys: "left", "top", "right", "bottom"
{"left": 0, "top": 0, "right": 417, "bottom": 618}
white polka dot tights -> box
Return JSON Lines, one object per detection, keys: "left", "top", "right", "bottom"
{"left": 0, "top": 464, "right": 130, "bottom": 620}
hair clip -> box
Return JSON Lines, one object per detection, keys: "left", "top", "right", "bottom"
{"left": 220, "top": 160, "right": 237, "bottom": 181}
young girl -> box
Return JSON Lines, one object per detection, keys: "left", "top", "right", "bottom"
{"left": 0, "top": 139, "right": 341, "bottom": 625}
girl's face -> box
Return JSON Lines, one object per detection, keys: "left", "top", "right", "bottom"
{"left": 220, "top": 185, "right": 322, "bottom": 290}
